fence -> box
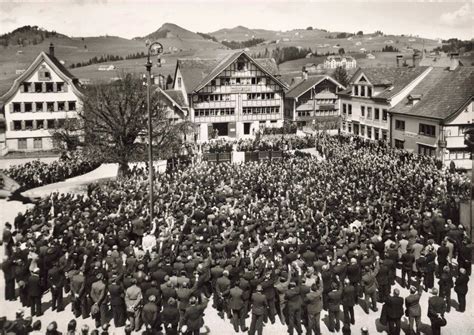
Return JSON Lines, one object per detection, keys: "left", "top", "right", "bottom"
{"left": 203, "top": 151, "right": 283, "bottom": 164}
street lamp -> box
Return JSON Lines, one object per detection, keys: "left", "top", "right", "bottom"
{"left": 145, "top": 40, "right": 163, "bottom": 227}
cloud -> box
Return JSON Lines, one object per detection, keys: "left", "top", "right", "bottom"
{"left": 440, "top": 3, "right": 473, "bottom": 27}
{"left": 0, "top": 2, "right": 22, "bottom": 13}
{"left": 0, "top": 17, "right": 17, "bottom": 24}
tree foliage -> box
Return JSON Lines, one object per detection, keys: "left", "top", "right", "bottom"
{"left": 356, "top": 31, "right": 364, "bottom": 36}
{"left": 332, "top": 66, "right": 349, "bottom": 87}
{"left": 80, "top": 73, "right": 194, "bottom": 176}
{"left": 382, "top": 45, "right": 399, "bottom": 52}
{"left": 49, "top": 117, "right": 83, "bottom": 151}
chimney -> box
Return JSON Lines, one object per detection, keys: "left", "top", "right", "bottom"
{"left": 49, "top": 43, "right": 55, "bottom": 57}
{"left": 396, "top": 55, "right": 403, "bottom": 67}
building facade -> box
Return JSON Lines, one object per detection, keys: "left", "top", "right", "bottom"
{"left": 390, "top": 66, "right": 474, "bottom": 169}
{"left": 323, "top": 55, "right": 357, "bottom": 69}
{"left": 284, "top": 75, "right": 345, "bottom": 130}
{"left": 0, "top": 44, "right": 83, "bottom": 155}
{"left": 171, "top": 51, "right": 288, "bottom": 141}
{"left": 338, "top": 66, "right": 431, "bottom": 143}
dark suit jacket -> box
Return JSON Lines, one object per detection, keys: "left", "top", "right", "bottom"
{"left": 142, "top": 302, "right": 159, "bottom": 325}
{"left": 428, "top": 296, "right": 446, "bottom": 317}
{"left": 386, "top": 295, "right": 404, "bottom": 319}
{"left": 229, "top": 286, "right": 245, "bottom": 310}
{"left": 27, "top": 274, "right": 42, "bottom": 297}
{"left": 342, "top": 285, "right": 356, "bottom": 307}
{"left": 108, "top": 283, "right": 125, "bottom": 306}
{"left": 251, "top": 292, "right": 268, "bottom": 315}
{"left": 455, "top": 274, "right": 469, "bottom": 295}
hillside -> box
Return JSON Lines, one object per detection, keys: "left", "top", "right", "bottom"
{"left": 0, "top": 25, "right": 68, "bottom": 47}
{"left": 138, "top": 22, "right": 226, "bottom": 53}
{"left": 210, "top": 26, "right": 279, "bottom": 42}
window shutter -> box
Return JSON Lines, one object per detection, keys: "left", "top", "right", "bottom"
{"left": 53, "top": 82, "right": 57, "bottom": 92}
{"left": 32, "top": 120, "right": 37, "bottom": 130}
{"left": 20, "top": 84, "right": 25, "bottom": 93}
{"left": 21, "top": 120, "right": 25, "bottom": 130}
{"left": 10, "top": 122, "right": 13, "bottom": 131}
{"left": 43, "top": 102, "right": 47, "bottom": 112}
{"left": 63, "top": 84, "right": 68, "bottom": 92}
{"left": 42, "top": 83, "right": 46, "bottom": 93}
{"left": 20, "top": 103, "right": 25, "bottom": 113}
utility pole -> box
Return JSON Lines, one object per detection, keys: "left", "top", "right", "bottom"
{"left": 145, "top": 40, "right": 163, "bottom": 228}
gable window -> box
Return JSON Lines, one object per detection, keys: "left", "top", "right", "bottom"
{"left": 374, "top": 108, "right": 380, "bottom": 120}
{"left": 237, "top": 61, "right": 245, "bottom": 71}
{"left": 210, "top": 79, "right": 216, "bottom": 86}
{"left": 177, "top": 77, "right": 182, "bottom": 89}
{"left": 395, "top": 120, "right": 405, "bottom": 131}
{"left": 18, "top": 138, "right": 27, "bottom": 149}
{"left": 251, "top": 77, "right": 257, "bottom": 85}
{"left": 360, "top": 86, "right": 365, "bottom": 97}
{"left": 419, "top": 123, "right": 436, "bottom": 137}
{"left": 22, "top": 82, "right": 32, "bottom": 93}
{"left": 38, "top": 66, "right": 52, "bottom": 81}
{"left": 46, "top": 82, "right": 54, "bottom": 92}
{"left": 35, "top": 83, "right": 43, "bottom": 93}
{"left": 361, "top": 106, "right": 365, "bottom": 117}
{"left": 57, "top": 82, "right": 64, "bottom": 92}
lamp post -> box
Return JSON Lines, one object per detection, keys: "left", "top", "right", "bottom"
{"left": 145, "top": 40, "right": 163, "bottom": 227}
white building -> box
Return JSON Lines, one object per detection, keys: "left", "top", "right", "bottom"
{"left": 169, "top": 50, "right": 288, "bottom": 141}
{"left": 0, "top": 44, "right": 83, "bottom": 155}
{"left": 323, "top": 55, "right": 357, "bottom": 69}
{"left": 338, "top": 66, "right": 432, "bottom": 143}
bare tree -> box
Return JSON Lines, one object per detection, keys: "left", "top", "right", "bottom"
{"left": 80, "top": 73, "right": 194, "bottom": 176}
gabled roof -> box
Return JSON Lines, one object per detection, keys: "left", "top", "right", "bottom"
{"left": 342, "top": 66, "right": 429, "bottom": 100}
{"left": 285, "top": 75, "right": 345, "bottom": 99}
{"left": 419, "top": 56, "right": 463, "bottom": 68}
{"left": 162, "top": 89, "right": 187, "bottom": 108}
{"left": 157, "top": 88, "right": 188, "bottom": 117}
{"left": 0, "top": 51, "right": 82, "bottom": 103}
{"left": 176, "top": 50, "right": 287, "bottom": 94}
{"left": 175, "top": 58, "right": 220, "bottom": 93}
{"left": 390, "top": 67, "right": 474, "bottom": 121}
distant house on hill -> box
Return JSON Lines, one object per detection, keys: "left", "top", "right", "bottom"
{"left": 302, "top": 63, "right": 318, "bottom": 73}
{"left": 98, "top": 65, "right": 116, "bottom": 71}
{"left": 366, "top": 53, "right": 376, "bottom": 59}
{"left": 323, "top": 55, "right": 357, "bottom": 69}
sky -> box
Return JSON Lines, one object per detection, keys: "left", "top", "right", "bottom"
{"left": 0, "top": 0, "right": 472, "bottom": 40}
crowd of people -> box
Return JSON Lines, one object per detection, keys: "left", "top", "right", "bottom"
{"left": 202, "top": 135, "right": 319, "bottom": 153}
{"left": 2, "top": 152, "right": 101, "bottom": 191}
{"left": 1, "top": 134, "right": 472, "bottom": 335}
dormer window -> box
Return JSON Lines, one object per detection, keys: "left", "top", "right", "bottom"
{"left": 408, "top": 94, "right": 422, "bottom": 105}
{"left": 237, "top": 60, "right": 246, "bottom": 71}
{"left": 367, "top": 86, "right": 372, "bottom": 97}
{"left": 354, "top": 85, "right": 359, "bottom": 96}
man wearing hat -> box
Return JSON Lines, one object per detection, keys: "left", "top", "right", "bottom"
{"left": 405, "top": 285, "right": 423, "bottom": 335}
{"left": 249, "top": 285, "right": 267, "bottom": 335}
{"left": 27, "top": 267, "right": 42, "bottom": 317}
{"left": 228, "top": 282, "right": 247, "bottom": 333}
{"left": 385, "top": 288, "right": 404, "bottom": 335}
{"left": 47, "top": 262, "right": 65, "bottom": 312}
{"left": 427, "top": 288, "right": 446, "bottom": 335}
{"left": 125, "top": 278, "right": 143, "bottom": 332}
{"left": 108, "top": 275, "right": 126, "bottom": 327}
{"left": 142, "top": 295, "right": 159, "bottom": 333}
{"left": 90, "top": 273, "right": 107, "bottom": 328}
{"left": 162, "top": 297, "right": 179, "bottom": 335}
{"left": 182, "top": 295, "right": 209, "bottom": 335}
{"left": 454, "top": 267, "right": 469, "bottom": 312}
